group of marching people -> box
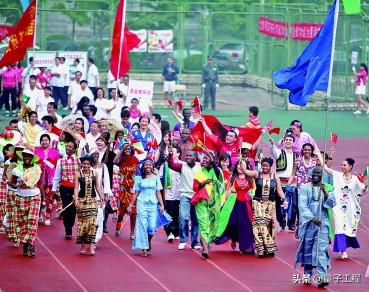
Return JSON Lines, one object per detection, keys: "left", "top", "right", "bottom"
{"left": 0, "top": 92, "right": 367, "bottom": 288}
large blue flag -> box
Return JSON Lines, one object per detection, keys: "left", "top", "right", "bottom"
{"left": 273, "top": 0, "right": 339, "bottom": 106}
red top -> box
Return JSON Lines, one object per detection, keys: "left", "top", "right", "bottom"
{"left": 234, "top": 178, "right": 252, "bottom": 202}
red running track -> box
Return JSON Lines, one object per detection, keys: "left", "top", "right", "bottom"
{"left": 1, "top": 138, "right": 369, "bottom": 292}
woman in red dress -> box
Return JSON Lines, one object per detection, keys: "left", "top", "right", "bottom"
{"left": 114, "top": 143, "right": 139, "bottom": 239}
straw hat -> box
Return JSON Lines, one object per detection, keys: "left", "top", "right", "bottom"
{"left": 241, "top": 142, "right": 252, "bottom": 150}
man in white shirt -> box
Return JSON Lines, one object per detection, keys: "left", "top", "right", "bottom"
{"left": 107, "top": 69, "right": 117, "bottom": 99}
{"left": 47, "top": 102, "right": 63, "bottom": 128}
{"left": 71, "top": 58, "right": 85, "bottom": 80}
{"left": 118, "top": 73, "right": 129, "bottom": 103}
{"left": 23, "top": 75, "right": 44, "bottom": 110}
{"left": 75, "top": 80, "right": 94, "bottom": 105}
{"left": 87, "top": 58, "right": 99, "bottom": 97}
{"left": 85, "top": 121, "right": 100, "bottom": 153}
{"left": 36, "top": 86, "right": 55, "bottom": 121}
{"left": 60, "top": 57, "right": 70, "bottom": 110}
{"left": 110, "top": 89, "right": 127, "bottom": 121}
{"left": 21, "top": 57, "right": 40, "bottom": 88}
{"left": 67, "top": 71, "right": 82, "bottom": 109}
{"left": 50, "top": 57, "right": 67, "bottom": 109}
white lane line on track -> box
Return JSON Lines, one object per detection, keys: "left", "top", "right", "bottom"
{"left": 274, "top": 255, "right": 336, "bottom": 292}
{"left": 37, "top": 236, "right": 89, "bottom": 292}
{"left": 186, "top": 244, "right": 254, "bottom": 292}
{"left": 105, "top": 235, "right": 172, "bottom": 292}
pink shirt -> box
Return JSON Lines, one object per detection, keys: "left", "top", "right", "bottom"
{"left": 37, "top": 71, "right": 52, "bottom": 89}
{"left": 1, "top": 68, "right": 17, "bottom": 88}
{"left": 14, "top": 66, "right": 24, "bottom": 84}
{"left": 292, "top": 132, "right": 317, "bottom": 154}
{"left": 356, "top": 69, "right": 367, "bottom": 86}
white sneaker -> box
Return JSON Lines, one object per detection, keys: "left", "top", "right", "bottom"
{"left": 193, "top": 245, "right": 201, "bottom": 250}
{"left": 178, "top": 242, "right": 186, "bottom": 250}
{"left": 175, "top": 236, "right": 179, "bottom": 240}
{"left": 44, "top": 219, "right": 51, "bottom": 226}
{"left": 167, "top": 233, "right": 174, "bottom": 243}
{"left": 353, "top": 110, "right": 362, "bottom": 115}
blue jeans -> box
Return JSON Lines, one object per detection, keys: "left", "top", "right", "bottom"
{"left": 179, "top": 195, "right": 199, "bottom": 247}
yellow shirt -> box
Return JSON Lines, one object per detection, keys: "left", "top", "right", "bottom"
{"left": 24, "top": 123, "right": 41, "bottom": 147}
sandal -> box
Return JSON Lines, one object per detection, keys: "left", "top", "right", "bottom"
{"left": 80, "top": 244, "right": 87, "bottom": 255}
{"left": 90, "top": 245, "right": 96, "bottom": 256}
{"left": 141, "top": 249, "right": 148, "bottom": 257}
{"left": 340, "top": 252, "right": 348, "bottom": 261}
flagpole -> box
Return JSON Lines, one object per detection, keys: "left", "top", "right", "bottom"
{"left": 316, "top": 0, "right": 340, "bottom": 270}
{"left": 117, "top": 0, "right": 127, "bottom": 83}
{"left": 323, "top": 0, "right": 340, "bottom": 155}
{"left": 33, "top": 0, "right": 38, "bottom": 48}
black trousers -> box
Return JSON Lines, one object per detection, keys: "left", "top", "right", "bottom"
{"left": 60, "top": 185, "right": 76, "bottom": 236}
{"left": 0, "top": 87, "right": 17, "bottom": 111}
{"left": 164, "top": 200, "right": 180, "bottom": 237}
{"left": 204, "top": 82, "right": 216, "bottom": 110}
{"left": 52, "top": 86, "right": 66, "bottom": 108}
{"left": 275, "top": 186, "right": 298, "bottom": 229}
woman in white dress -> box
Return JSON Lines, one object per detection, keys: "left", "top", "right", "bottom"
{"left": 323, "top": 157, "right": 367, "bottom": 260}
{"left": 90, "top": 151, "right": 112, "bottom": 244}
{"left": 94, "top": 88, "right": 116, "bottom": 120}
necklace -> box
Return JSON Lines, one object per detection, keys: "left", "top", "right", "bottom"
{"left": 343, "top": 174, "right": 352, "bottom": 184}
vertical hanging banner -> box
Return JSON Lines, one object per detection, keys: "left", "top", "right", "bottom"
{"left": 148, "top": 30, "right": 174, "bottom": 52}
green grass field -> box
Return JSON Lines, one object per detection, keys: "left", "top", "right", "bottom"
{"left": 1, "top": 108, "right": 367, "bottom": 141}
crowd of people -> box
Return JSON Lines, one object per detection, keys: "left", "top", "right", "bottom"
{"left": 0, "top": 56, "right": 367, "bottom": 289}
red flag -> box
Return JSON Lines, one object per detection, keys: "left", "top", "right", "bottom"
{"left": 330, "top": 132, "right": 338, "bottom": 144}
{"left": 191, "top": 96, "right": 202, "bottom": 114}
{"left": 0, "top": 25, "right": 15, "bottom": 41}
{"left": 176, "top": 99, "right": 184, "bottom": 111}
{"left": 110, "top": 0, "right": 140, "bottom": 79}
{"left": 0, "top": 0, "right": 37, "bottom": 68}
{"left": 355, "top": 172, "right": 366, "bottom": 184}
{"left": 191, "top": 115, "right": 263, "bottom": 154}
{"left": 268, "top": 127, "right": 281, "bottom": 135}
{"left": 167, "top": 99, "right": 174, "bottom": 107}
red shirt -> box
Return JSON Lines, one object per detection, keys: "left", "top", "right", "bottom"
{"left": 219, "top": 142, "right": 239, "bottom": 166}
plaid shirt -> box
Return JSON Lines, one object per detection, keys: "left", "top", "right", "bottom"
{"left": 61, "top": 155, "right": 79, "bottom": 186}
{"left": 52, "top": 155, "right": 80, "bottom": 191}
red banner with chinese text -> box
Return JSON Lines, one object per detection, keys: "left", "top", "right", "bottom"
{"left": 0, "top": 0, "right": 37, "bottom": 67}
{"left": 291, "top": 23, "right": 322, "bottom": 41}
{"left": 0, "top": 25, "right": 15, "bottom": 41}
{"left": 258, "top": 16, "right": 288, "bottom": 39}
{"left": 258, "top": 16, "right": 322, "bottom": 41}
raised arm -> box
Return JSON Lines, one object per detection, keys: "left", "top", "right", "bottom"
{"left": 167, "top": 150, "right": 183, "bottom": 172}
{"left": 240, "top": 159, "right": 258, "bottom": 178}
{"left": 199, "top": 117, "right": 212, "bottom": 136}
